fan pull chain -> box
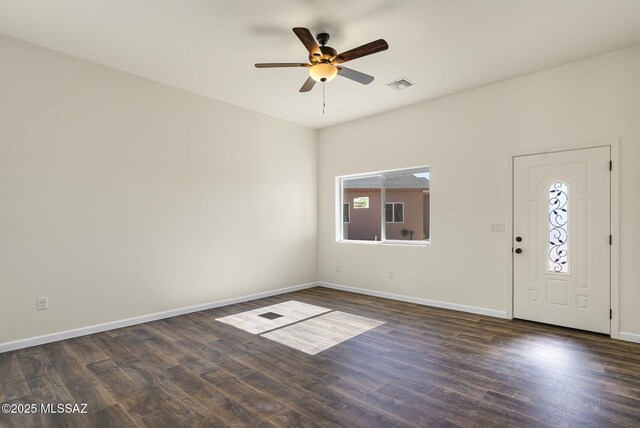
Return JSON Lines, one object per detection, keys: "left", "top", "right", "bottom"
{"left": 322, "top": 82, "right": 326, "bottom": 115}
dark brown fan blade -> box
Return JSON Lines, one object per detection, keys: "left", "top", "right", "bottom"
{"left": 293, "top": 27, "right": 322, "bottom": 57}
{"left": 299, "top": 76, "right": 316, "bottom": 92}
{"left": 333, "top": 39, "right": 388, "bottom": 64}
{"left": 337, "top": 66, "right": 374, "bottom": 84}
{"left": 255, "top": 63, "right": 310, "bottom": 68}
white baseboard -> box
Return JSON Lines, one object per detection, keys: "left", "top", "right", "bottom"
{"left": 11, "top": 280, "right": 631, "bottom": 352}
{"left": 618, "top": 331, "right": 640, "bottom": 344}
{"left": 318, "top": 282, "right": 508, "bottom": 319}
{"left": 0, "top": 282, "right": 316, "bottom": 353}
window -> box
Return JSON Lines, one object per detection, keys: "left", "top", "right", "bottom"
{"left": 385, "top": 203, "right": 404, "bottom": 223}
{"left": 353, "top": 197, "right": 369, "bottom": 209}
{"left": 337, "top": 166, "right": 430, "bottom": 244}
{"left": 548, "top": 181, "right": 568, "bottom": 273}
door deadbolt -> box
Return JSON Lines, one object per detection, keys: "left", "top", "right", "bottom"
{"left": 515, "top": 236, "right": 522, "bottom": 242}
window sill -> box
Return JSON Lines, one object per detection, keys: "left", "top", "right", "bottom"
{"left": 336, "top": 239, "right": 430, "bottom": 247}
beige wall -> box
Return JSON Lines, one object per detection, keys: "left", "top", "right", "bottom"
{"left": 0, "top": 35, "right": 318, "bottom": 344}
{"left": 318, "top": 46, "right": 640, "bottom": 336}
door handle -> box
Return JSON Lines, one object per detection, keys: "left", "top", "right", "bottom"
{"left": 515, "top": 248, "right": 523, "bottom": 254}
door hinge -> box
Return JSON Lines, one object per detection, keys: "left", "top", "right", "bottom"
{"left": 610, "top": 309, "right": 613, "bottom": 319}
{"left": 609, "top": 160, "right": 613, "bottom": 171}
{"left": 609, "top": 235, "right": 613, "bottom": 245}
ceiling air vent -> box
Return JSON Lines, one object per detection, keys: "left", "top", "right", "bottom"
{"left": 386, "top": 78, "right": 415, "bottom": 90}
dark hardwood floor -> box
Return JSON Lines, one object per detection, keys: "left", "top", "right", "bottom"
{"left": 1, "top": 286, "right": 640, "bottom": 427}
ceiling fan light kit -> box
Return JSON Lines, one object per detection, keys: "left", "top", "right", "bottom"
{"left": 309, "top": 63, "right": 337, "bottom": 82}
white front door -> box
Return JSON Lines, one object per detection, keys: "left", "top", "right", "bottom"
{"left": 513, "top": 146, "right": 611, "bottom": 334}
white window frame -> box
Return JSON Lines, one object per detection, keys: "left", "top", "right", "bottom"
{"left": 335, "top": 165, "right": 430, "bottom": 246}
{"left": 385, "top": 202, "right": 404, "bottom": 223}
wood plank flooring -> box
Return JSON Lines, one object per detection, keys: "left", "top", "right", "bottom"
{"left": 2, "top": 286, "right": 640, "bottom": 427}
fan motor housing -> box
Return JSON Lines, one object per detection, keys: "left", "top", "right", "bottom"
{"left": 310, "top": 46, "right": 337, "bottom": 64}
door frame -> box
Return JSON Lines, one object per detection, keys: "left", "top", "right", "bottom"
{"left": 506, "top": 138, "right": 620, "bottom": 338}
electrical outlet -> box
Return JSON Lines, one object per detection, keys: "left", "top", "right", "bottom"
{"left": 336, "top": 265, "right": 341, "bottom": 272}
{"left": 387, "top": 270, "right": 394, "bottom": 279}
{"left": 36, "top": 297, "right": 48, "bottom": 310}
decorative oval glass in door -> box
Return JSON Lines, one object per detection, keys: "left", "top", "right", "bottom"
{"left": 548, "top": 181, "right": 568, "bottom": 273}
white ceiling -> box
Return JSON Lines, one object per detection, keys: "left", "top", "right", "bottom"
{"left": 2, "top": 0, "right": 640, "bottom": 128}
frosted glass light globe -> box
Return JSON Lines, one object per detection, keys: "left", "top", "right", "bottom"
{"left": 309, "top": 63, "right": 338, "bottom": 82}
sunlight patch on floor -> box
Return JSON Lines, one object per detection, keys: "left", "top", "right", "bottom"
{"left": 216, "top": 301, "right": 384, "bottom": 354}
{"left": 261, "top": 311, "right": 384, "bottom": 355}
{"left": 215, "top": 300, "right": 330, "bottom": 334}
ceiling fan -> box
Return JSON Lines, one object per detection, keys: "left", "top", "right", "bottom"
{"left": 255, "top": 27, "right": 389, "bottom": 92}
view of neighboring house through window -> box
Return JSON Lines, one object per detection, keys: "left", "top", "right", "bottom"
{"left": 339, "top": 167, "right": 430, "bottom": 243}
